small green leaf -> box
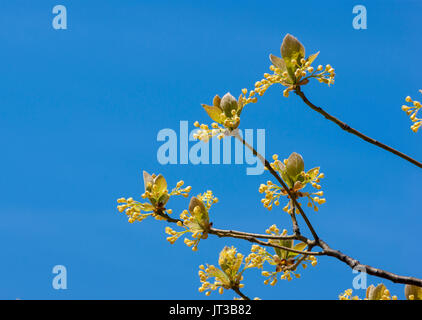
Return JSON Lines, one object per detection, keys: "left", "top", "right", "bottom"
{"left": 143, "top": 170, "right": 153, "bottom": 191}
{"left": 213, "top": 95, "right": 221, "bottom": 107}
{"left": 307, "top": 51, "right": 320, "bottom": 65}
{"left": 269, "top": 54, "right": 287, "bottom": 72}
{"left": 153, "top": 174, "right": 167, "bottom": 196}
{"left": 202, "top": 104, "right": 225, "bottom": 124}
{"left": 157, "top": 193, "right": 170, "bottom": 206}
{"left": 288, "top": 242, "right": 307, "bottom": 258}
{"left": 279, "top": 239, "right": 293, "bottom": 260}
{"left": 273, "top": 247, "right": 282, "bottom": 260}
{"left": 281, "top": 171, "right": 294, "bottom": 189}
{"left": 307, "top": 167, "right": 320, "bottom": 180}
{"left": 274, "top": 160, "right": 294, "bottom": 188}
{"left": 294, "top": 242, "right": 307, "bottom": 252}
{"left": 209, "top": 267, "right": 231, "bottom": 287}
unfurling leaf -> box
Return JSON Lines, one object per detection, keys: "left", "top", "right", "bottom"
{"left": 288, "top": 242, "right": 307, "bottom": 258}
{"left": 269, "top": 54, "right": 287, "bottom": 72}
{"left": 218, "top": 246, "right": 243, "bottom": 280}
{"left": 307, "top": 167, "right": 320, "bottom": 180}
{"left": 213, "top": 94, "right": 221, "bottom": 107}
{"left": 307, "top": 51, "right": 320, "bottom": 64}
{"left": 220, "top": 92, "right": 239, "bottom": 118}
{"left": 405, "top": 284, "right": 422, "bottom": 300}
{"left": 188, "top": 197, "right": 209, "bottom": 228}
{"left": 273, "top": 239, "right": 293, "bottom": 260}
{"left": 280, "top": 34, "right": 305, "bottom": 82}
{"left": 202, "top": 104, "right": 225, "bottom": 124}
{"left": 157, "top": 193, "right": 170, "bottom": 206}
{"left": 286, "top": 152, "right": 305, "bottom": 181}
{"left": 153, "top": 174, "right": 167, "bottom": 196}
{"left": 143, "top": 170, "right": 154, "bottom": 191}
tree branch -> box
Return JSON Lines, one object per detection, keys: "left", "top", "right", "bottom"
{"left": 319, "top": 240, "right": 422, "bottom": 287}
{"left": 154, "top": 169, "right": 422, "bottom": 287}
{"left": 209, "top": 227, "right": 321, "bottom": 256}
{"left": 229, "top": 133, "right": 422, "bottom": 288}
{"left": 156, "top": 209, "right": 318, "bottom": 255}
{"left": 294, "top": 87, "right": 422, "bottom": 170}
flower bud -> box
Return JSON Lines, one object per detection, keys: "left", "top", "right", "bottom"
{"left": 220, "top": 93, "right": 239, "bottom": 118}
{"left": 286, "top": 152, "right": 305, "bottom": 181}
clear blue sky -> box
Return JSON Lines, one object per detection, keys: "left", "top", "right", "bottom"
{"left": 0, "top": 0, "right": 421, "bottom": 299}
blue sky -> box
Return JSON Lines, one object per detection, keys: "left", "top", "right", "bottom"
{"left": 0, "top": 0, "right": 421, "bottom": 299}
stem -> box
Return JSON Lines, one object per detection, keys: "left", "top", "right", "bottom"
{"left": 210, "top": 227, "right": 320, "bottom": 256}
{"left": 234, "top": 132, "right": 320, "bottom": 241}
{"left": 156, "top": 208, "right": 317, "bottom": 255}
{"left": 295, "top": 87, "right": 422, "bottom": 170}
{"left": 210, "top": 227, "right": 303, "bottom": 241}
{"left": 290, "top": 203, "right": 301, "bottom": 236}
{"left": 233, "top": 287, "right": 251, "bottom": 300}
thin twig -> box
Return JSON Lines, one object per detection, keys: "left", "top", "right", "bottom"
{"left": 210, "top": 227, "right": 307, "bottom": 242}
{"left": 294, "top": 87, "right": 422, "bottom": 170}
{"left": 234, "top": 132, "right": 320, "bottom": 241}
{"left": 289, "top": 203, "right": 301, "bottom": 236}
{"left": 209, "top": 228, "right": 321, "bottom": 256}
{"left": 233, "top": 287, "right": 251, "bottom": 300}
{"left": 156, "top": 209, "right": 318, "bottom": 255}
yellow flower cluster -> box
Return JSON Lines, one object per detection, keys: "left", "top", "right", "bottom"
{"left": 117, "top": 197, "right": 158, "bottom": 223}
{"left": 196, "top": 35, "right": 336, "bottom": 145}
{"left": 117, "top": 172, "right": 192, "bottom": 224}
{"left": 164, "top": 209, "right": 206, "bottom": 252}
{"left": 165, "top": 191, "right": 216, "bottom": 251}
{"left": 169, "top": 180, "right": 192, "bottom": 197}
{"left": 254, "top": 61, "right": 336, "bottom": 98}
{"left": 193, "top": 121, "right": 226, "bottom": 142}
{"left": 198, "top": 246, "right": 246, "bottom": 296}
{"left": 402, "top": 90, "right": 422, "bottom": 133}
{"left": 338, "top": 289, "right": 360, "bottom": 300}
{"left": 196, "top": 190, "right": 219, "bottom": 210}
{"left": 198, "top": 92, "right": 252, "bottom": 138}
{"left": 259, "top": 154, "right": 326, "bottom": 213}
{"left": 243, "top": 245, "right": 268, "bottom": 269}
{"left": 258, "top": 180, "right": 282, "bottom": 211}
{"left": 245, "top": 225, "right": 317, "bottom": 286}
{"left": 239, "top": 88, "right": 258, "bottom": 106}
